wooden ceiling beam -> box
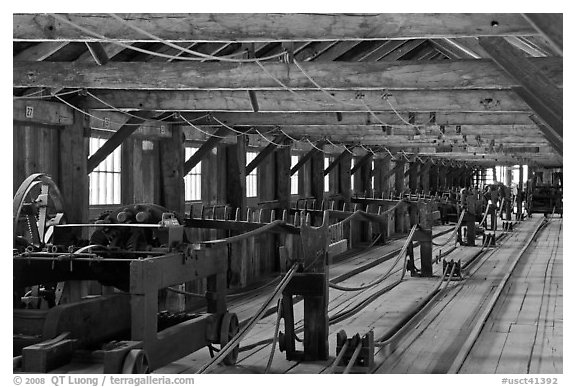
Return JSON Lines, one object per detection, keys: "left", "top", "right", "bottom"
{"left": 528, "top": 114, "right": 563, "bottom": 156}
{"left": 16, "top": 58, "right": 561, "bottom": 90}
{"left": 478, "top": 37, "right": 562, "bottom": 140}
{"left": 81, "top": 89, "right": 531, "bottom": 112}
{"left": 14, "top": 13, "right": 537, "bottom": 42}
{"left": 179, "top": 111, "right": 536, "bottom": 127}
{"left": 522, "top": 13, "right": 563, "bottom": 56}
{"left": 512, "top": 86, "right": 563, "bottom": 141}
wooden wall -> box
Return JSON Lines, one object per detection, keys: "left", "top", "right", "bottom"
{"left": 13, "top": 122, "right": 60, "bottom": 194}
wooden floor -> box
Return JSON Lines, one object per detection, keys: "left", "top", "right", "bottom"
{"left": 156, "top": 223, "right": 483, "bottom": 374}
{"left": 154, "top": 216, "right": 562, "bottom": 374}
{"left": 460, "top": 217, "right": 563, "bottom": 374}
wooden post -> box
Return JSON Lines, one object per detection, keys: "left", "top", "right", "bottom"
{"left": 338, "top": 152, "right": 352, "bottom": 204}
{"left": 421, "top": 162, "right": 430, "bottom": 193}
{"left": 276, "top": 143, "right": 292, "bottom": 213}
{"left": 59, "top": 104, "right": 89, "bottom": 301}
{"left": 158, "top": 125, "right": 184, "bottom": 215}
{"left": 394, "top": 159, "right": 406, "bottom": 233}
{"left": 310, "top": 146, "right": 325, "bottom": 209}
{"left": 225, "top": 137, "right": 248, "bottom": 288}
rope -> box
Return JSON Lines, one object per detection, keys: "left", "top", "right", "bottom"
{"left": 13, "top": 88, "right": 83, "bottom": 100}
{"left": 196, "top": 263, "right": 298, "bottom": 374}
{"left": 326, "top": 341, "right": 349, "bottom": 374}
{"left": 432, "top": 210, "right": 465, "bottom": 247}
{"left": 50, "top": 13, "right": 286, "bottom": 63}
{"left": 343, "top": 341, "right": 363, "bottom": 374}
{"left": 329, "top": 200, "right": 405, "bottom": 230}
{"left": 328, "top": 225, "right": 416, "bottom": 292}
{"left": 264, "top": 299, "right": 283, "bottom": 374}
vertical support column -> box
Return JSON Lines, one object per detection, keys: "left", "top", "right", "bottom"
{"left": 276, "top": 143, "right": 292, "bottom": 213}
{"left": 338, "top": 152, "right": 352, "bottom": 204}
{"left": 256, "top": 143, "right": 276, "bottom": 275}
{"left": 438, "top": 165, "right": 447, "bottom": 191}
{"left": 310, "top": 147, "right": 325, "bottom": 209}
{"left": 60, "top": 106, "right": 89, "bottom": 234}
{"left": 225, "top": 136, "right": 247, "bottom": 216}
{"left": 421, "top": 162, "right": 430, "bottom": 194}
{"left": 409, "top": 161, "right": 420, "bottom": 192}
{"left": 373, "top": 156, "right": 391, "bottom": 240}
{"left": 394, "top": 159, "right": 406, "bottom": 233}
{"left": 224, "top": 137, "right": 247, "bottom": 288}
{"left": 158, "top": 125, "right": 184, "bottom": 215}
{"left": 374, "top": 156, "right": 390, "bottom": 197}
{"left": 140, "top": 139, "right": 161, "bottom": 204}
{"left": 121, "top": 137, "right": 145, "bottom": 204}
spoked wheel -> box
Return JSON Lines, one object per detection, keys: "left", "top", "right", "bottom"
{"left": 122, "top": 349, "right": 150, "bottom": 374}
{"left": 219, "top": 312, "right": 240, "bottom": 365}
{"left": 13, "top": 173, "right": 66, "bottom": 250}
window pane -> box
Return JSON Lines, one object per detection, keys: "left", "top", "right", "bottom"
{"left": 324, "top": 157, "right": 330, "bottom": 192}
{"left": 291, "top": 155, "right": 299, "bottom": 195}
{"left": 89, "top": 136, "right": 122, "bottom": 205}
{"left": 246, "top": 151, "right": 258, "bottom": 198}
{"left": 184, "top": 146, "right": 201, "bottom": 201}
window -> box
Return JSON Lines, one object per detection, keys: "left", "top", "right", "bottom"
{"left": 89, "top": 137, "right": 121, "bottom": 205}
{"left": 291, "top": 155, "right": 299, "bottom": 195}
{"left": 324, "top": 157, "right": 330, "bottom": 192}
{"left": 246, "top": 151, "right": 258, "bottom": 198}
{"left": 184, "top": 146, "right": 201, "bottom": 201}
{"left": 485, "top": 168, "right": 495, "bottom": 185}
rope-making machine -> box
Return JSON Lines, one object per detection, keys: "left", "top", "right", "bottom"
{"left": 13, "top": 174, "right": 243, "bottom": 373}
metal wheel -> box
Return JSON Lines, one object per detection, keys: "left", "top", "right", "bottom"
{"left": 219, "top": 312, "right": 240, "bottom": 365}
{"left": 13, "top": 174, "right": 66, "bottom": 250}
{"left": 121, "top": 349, "right": 150, "bottom": 374}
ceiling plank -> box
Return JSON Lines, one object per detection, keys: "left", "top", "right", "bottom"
{"left": 522, "top": 13, "right": 563, "bottom": 56}
{"left": 14, "top": 13, "right": 537, "bottom": 42}
{"left": 503, "top": 36, "right": 546, "bottom": 57}
{"left": 431, "top": 39, "right": 480, "bottom": 59}
{"left": 312, "top": 40, "right": 362, "bottom": 62}
{"left": 379, "top": 39, "right": 426, "bottom": 61}
{"left": 357, "top": 40, "right": 405, "bottom": 62}
{"left": 14, "top": 41, "right": 69, "bottom": 61}
{"left": 82, "top": 89, "right": 531, "bottom": 113}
